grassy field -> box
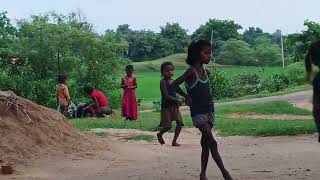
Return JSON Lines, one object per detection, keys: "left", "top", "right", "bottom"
{"left": 134, "top": 67, "right": 288, "bottom": 101}
{"left": 216, "top": 101, "right": 312, "bottom": 116}
{"left": 72, "top": 101, "right": 316, "bottom": 137}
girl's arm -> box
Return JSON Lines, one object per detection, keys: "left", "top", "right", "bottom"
{"left": 121, "top": 78, "right": 127, "bottom": 89}
{"left": 172, "top": 68, "right": 194, "bottom": 106}
{"left": 93, "top": 97, "right": 100, "bottom": 112}
{"left": 160, "top": 80, "right": 179, "bottom": 103}
{"left": 131, "top": 77, "right": 137, "bottom": 89}
{"left": 63, "top": 86, "right": 70, "bottom": 104}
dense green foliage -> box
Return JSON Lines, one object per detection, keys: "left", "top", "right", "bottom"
{"left": 1, "top": 10, "right": 319, "bottom": 109}
{"left": 0, "top": 11, "right": 127, "bottom": 108}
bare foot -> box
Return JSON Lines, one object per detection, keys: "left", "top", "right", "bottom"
{"left": 157, "top": 133, "right": 165, "bottom": 145}
{"left": 223, "top": 171, "right": 234, "bottom": 180}
{"left": 200, "top": 174, "right": 208, "bottom": 180}
{"left": 172, "top": 142, "right": 181, "bottom": 146}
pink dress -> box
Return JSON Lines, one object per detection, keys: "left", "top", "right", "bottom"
{"left": 121, "top": 76, "right": 138, "bottom": 120}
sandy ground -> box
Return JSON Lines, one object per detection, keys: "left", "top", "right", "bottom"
{"left": 2, "top": 128, "right": 320, "bottom": 180}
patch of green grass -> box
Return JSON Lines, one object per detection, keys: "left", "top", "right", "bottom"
{"left": 72, "top": 108, "right": 316, "bottom": 137}
{"left": 215, "top": 117, "right": 316, "bottom": 136}
{"left": 72, "top": 112, "right": 163, "bottom": 131}
{"left": 216, "top": 101, "right": 312, "bottom": 116}
{"left": 125, "top": 134, "right": 155, "bottom": 142}
{"left": 217, "top": 85, "right": 312, "bottom": 103}
{"left": 94, "top": 132, "right": 108, "bottom": 138}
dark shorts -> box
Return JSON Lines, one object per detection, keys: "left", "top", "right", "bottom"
{"left": 191, "top": 112, "right": 215, "bottom": 128}
{"left": 160, "top": 106, "right": 184, "bottom": 128}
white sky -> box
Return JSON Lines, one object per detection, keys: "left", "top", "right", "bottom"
{"left": 1, "top": 0, "right": 319, "bottom": 34}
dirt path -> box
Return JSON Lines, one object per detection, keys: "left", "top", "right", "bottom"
{"left": 4, "top": 128, "right": 320, "bottom": 180}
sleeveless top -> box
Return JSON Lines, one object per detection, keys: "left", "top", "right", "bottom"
{"left": 161, "top": 79, "right": 178, "bottom": 108}
{"left": 185, "top": 68, "right": 214, "bottom": 117}
{"left": 123, "top": 76, "right": 136, "bottom": 92}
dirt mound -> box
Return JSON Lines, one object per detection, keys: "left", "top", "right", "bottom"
{"left": 0, "top": 91, "right": 105, "bottom": 163}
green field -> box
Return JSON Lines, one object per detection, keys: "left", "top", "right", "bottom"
{"left": 134, "top": 66, "right": 290, "bottom": 101}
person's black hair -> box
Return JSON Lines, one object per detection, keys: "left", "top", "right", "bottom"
{"left": 126, "top": 64, "right": 134, "bottom": 71}
{"left": 305, "top": 40, "right": 320, "bottom": 78}
{"left": 57, "top": 75, "right": 67, "bottom": 84}
{"left": 84, "top": 84, "right": 94, "bottom": 95}
{"left": 186, "top": 40, "right": 212, "bottom": 66}
{"left": 160, "top": 62, "right": 174, "bottom": 76}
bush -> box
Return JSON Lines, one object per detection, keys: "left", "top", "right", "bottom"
{"left": 287, "top": 62, "right": 305, "bottom": 86}
{"left": 208, "top": 68, "right": 237, "bottom": 100}
{"left": 232, "top": 73, "right": 261, "bottom": 95}
{"left": 262, "top": 74, "right": 289, "bottom": 93}
{"left": 234, "top": 73, "right": 260, "bottom": 85}
{"left": 92, "top": 75, "right": 122, "bottom": 109}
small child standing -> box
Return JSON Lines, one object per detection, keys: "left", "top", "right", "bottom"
{"left": 157, "top": 62, "right": 184, "bottom": 146}
{"left": 121, "top": 65, "right": 138, "bottom": 121}
{"left": 305, "top": 40, "right": 320, "bottom": 143}
{"left": 56, "top": 75, "right": 70, "bottom": 117}
{"left": 172, "top": 40, "right": 233, "bottom": 180}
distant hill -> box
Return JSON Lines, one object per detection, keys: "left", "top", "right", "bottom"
{"left": 132, "top": 53, "right": 221, "bottom": 72}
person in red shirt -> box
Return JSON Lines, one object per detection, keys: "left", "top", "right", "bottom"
{"left": 83, "top": 85, "right": 112, "bottom": 117}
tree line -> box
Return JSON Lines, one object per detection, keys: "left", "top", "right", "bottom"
{"left": 0, "top": 11, "right": 319, "bottom": 107}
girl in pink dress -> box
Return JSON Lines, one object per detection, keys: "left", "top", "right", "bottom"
{"left": 121, "top": 65, "right": 138, "bottom": 121}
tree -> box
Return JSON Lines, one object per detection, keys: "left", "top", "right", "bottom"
{"left": 253, "top": 36, "right": 282, "bottom": 66}
{"left": 160, "top": 22, "right": 190, "bottom": 53}
{"left": 116, "top": 24, "right": 131, "bottom": 34}
{"left": 286, "top": 20, "right": 320, "bottom": 61}
{"left": 191, "top": 19, "right": 242, "bottom": 42}
{"left": 242, "top": 27, "right": 266, "bottom": 46}
{"left": 0, "top": 11, "right": 17, "bottom": 62}
{"left": 216, "top": 39, "right": 255, "bottom": 66}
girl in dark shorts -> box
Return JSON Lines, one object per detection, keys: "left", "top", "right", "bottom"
{"left": 305, "top": 40, "right": 320, "bottom": 143}
{"left": 173, "top": 40, "right": 233, "bottom": 180}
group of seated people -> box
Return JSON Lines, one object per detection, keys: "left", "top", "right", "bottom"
{"left": 57, "top": 85, "right": 113, "bottom": 119}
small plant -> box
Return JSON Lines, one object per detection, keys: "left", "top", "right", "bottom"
{"left": 94, "top": 132, "right": 108, "bottom": 138}
{"left": 262, "top": 73, "right": 289, "bottom": 93}
{"left": 125, "top": 134, "right": 155, "bottom": 142}
{"left": 152, "top": 100, "right": 161, "bottom": 112}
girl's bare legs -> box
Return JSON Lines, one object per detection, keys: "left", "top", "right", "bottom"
{"left": 172, "top": 124, "right": 182, "bottom": 146}
{"left": 199, "top": 122, "right": 233, "bottom": 180}
{"left": 157, "top": 127, "right": 171, "bottom": 145}
{"left": 313, "top": 93, "right": 320, "bottom": 142}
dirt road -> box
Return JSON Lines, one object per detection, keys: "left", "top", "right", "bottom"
{"left": 4, "top": 128, "right": 320, "bottom": 180}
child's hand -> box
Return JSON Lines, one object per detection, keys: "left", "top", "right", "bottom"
{"left": 185, "top": 96, "right": 192, "bottom": 106}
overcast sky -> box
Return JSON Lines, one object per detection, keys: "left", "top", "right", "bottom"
{"left": 1, "top": 0, "right": 319, "bottom": 34}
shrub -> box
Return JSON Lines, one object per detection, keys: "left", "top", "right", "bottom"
{"left": 286, "top": 62, "right": 305, "bottom": 86}
{"left": 232, "top": 73, "right": 261, "bottom": 95}
{"left": 208, "top": 68, "right": 236, "bottom": 100}
{"left": 262, "top": 74, "right": 289, "bottom": 93}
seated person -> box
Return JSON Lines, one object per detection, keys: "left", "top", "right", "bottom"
{"left": 83, "top": 85, "right": 112, "bottom": 118}
{"left": 57, "top": 101, "right": 77, "bottom": 118}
